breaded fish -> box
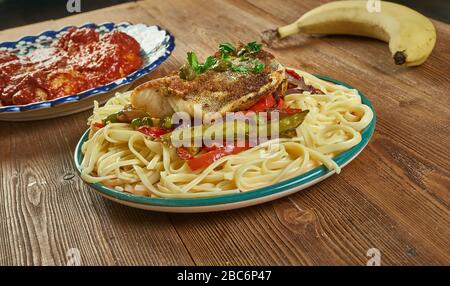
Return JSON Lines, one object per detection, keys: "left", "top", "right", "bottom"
{"left": 131, "top": 45, "right": 285, "bottom": 119}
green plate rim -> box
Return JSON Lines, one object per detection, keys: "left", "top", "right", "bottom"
{"left": 74, "top": 74, "right": 376, "bottom": 207}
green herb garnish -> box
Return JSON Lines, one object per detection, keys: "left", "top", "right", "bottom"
{"left": 237, "top": 41, "right": 263, "bottom": 56}
{"left": 231, "top": 65, "right": 249, "bottom": 73}
{"left": 245, "top": 41, "right": 262, "bottom": 54}
{"left": 219, "top": 42, "right": 236, "bottom": 59}
{"left": 200, "top": 56, "right": 217, "bottom": 72}
{"left": 181, "top": 52, "right": 217, "bottom": 80}
{"left": 180, "top": 42, "right": 264, "bottom": 80}
{"left": 231, "top": 59, "right": 265, "bottom": 74}
{"left": 187, "top": 52, "right": 199, "bottom": 71}
{"left": 250, "top": 59, "right": 265, "bottom": 73}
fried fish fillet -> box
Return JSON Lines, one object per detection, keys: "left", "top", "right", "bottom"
{"left": 130, "top": 47, "right": 285, "bottom": 120}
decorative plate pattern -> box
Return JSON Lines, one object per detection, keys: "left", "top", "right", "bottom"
{"left": 0, "top": 22, "right": 175, "bottom": 115}
{"left": 74, "top": 75, "right": 376, "bottom": 213}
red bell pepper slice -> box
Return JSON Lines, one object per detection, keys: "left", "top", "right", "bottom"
{"left": 247, "top": 93, "right": 277, "bottom": 113}
{"left": 187, "top": 144, "right": 248, "bottom": 171}
{"left": 137, "top": 126, "right": 170, "bottom": 139}
{"left": 92, "top": 122, "right": 105, "bottom": 129}
{"left": 286, "top": 69, "right": 302, "bottom": 80}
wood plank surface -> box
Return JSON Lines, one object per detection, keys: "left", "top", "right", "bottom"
{"left": 0, "top": 0, "right": 448, "bottom": 265}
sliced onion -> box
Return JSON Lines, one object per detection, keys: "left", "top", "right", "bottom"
{"left": 286, "top": 74, "right": 324, "bottom": 94}
{"left": 285, "top": 88, "right": 304, "bottom": 95}
{"left": 287, "top": 73, "right": 304, "bottom": 86}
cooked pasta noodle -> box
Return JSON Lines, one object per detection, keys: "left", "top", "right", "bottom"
{"left": 80, "top": 69, "right": 373, "bottom": 198}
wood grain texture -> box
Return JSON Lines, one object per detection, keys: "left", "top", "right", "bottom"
{"left": 0, "top": 0, "right": 449, "bottom": 265}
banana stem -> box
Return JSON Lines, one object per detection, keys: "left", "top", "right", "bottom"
{"left": 277, "top": 22, "right": 301, "bottom": 38}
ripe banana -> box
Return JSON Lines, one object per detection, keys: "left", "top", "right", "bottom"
{"left": 263, "top": 0, "right": 436, "bottom": 66}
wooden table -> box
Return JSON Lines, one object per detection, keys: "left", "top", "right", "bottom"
{"left": 0, "top": 0, "right": 449, "bottom": 266}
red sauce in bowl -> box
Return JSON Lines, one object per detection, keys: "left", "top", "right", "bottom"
{"left": 0, "top": 27, "right": 142, "bottom": 106}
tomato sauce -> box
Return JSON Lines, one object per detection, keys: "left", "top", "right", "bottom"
{"left": 0, "top": 27, "right": 142, "bottom": 106}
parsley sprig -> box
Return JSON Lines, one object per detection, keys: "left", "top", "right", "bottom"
{"left": 220, "top": 42, "right": 265, "bottom": 74}
{"left": 237, "top": 41, "right": 263, "bottom": 56}
{"left": 219, "top": 42, "right": 236, "bottom": 59}
{"left": 187, "top": 52, "right": 217, "bottom": 73}
{"left": 232, "top": 58, "right": 265, "bottom": 74}
{"left": 180, "top": 52, "right": 217, "bottom": 80}
{"left": 180, "top": 41, "right": 265, "bottom": 80}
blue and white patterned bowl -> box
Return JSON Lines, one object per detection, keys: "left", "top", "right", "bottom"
{"left": 0, "top": 22, "right": 175, "bottom": 121}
